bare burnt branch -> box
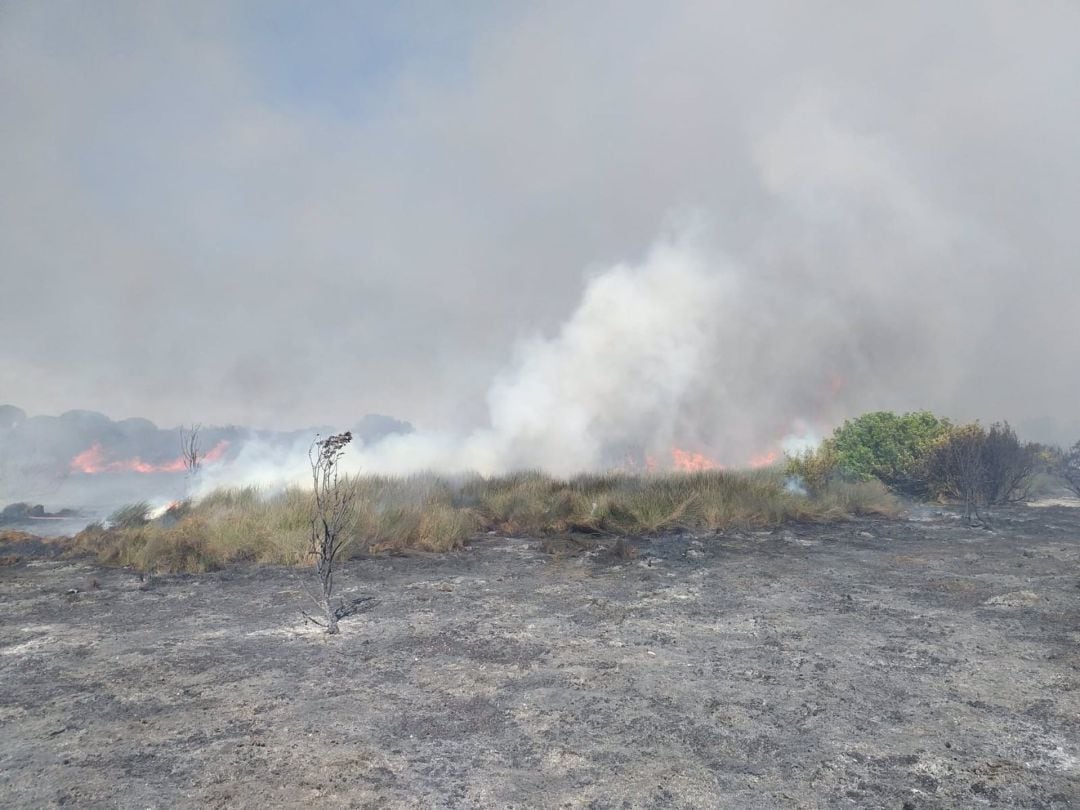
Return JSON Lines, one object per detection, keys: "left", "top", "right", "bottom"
{"left": 307, "top": 431, "right": 357, "bottom": 634}
{"left": 179, "top": 424, "right": 202, "bottom": 477}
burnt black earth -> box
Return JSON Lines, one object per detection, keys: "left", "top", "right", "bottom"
{"left": 1, "top": 505, "right": 1078, "bottom": 808}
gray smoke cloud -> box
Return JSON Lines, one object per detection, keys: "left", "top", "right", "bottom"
{"left": 3, "top": 1, "right": 1079, "bottom": 474}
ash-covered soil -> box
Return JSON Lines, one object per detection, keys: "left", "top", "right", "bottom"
{"left": 1, "top": 507, "right": 1078, "bottom": 809}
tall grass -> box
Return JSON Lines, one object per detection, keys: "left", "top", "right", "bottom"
{"left": 73, "top": 470, "right": 897, "bottom": 572}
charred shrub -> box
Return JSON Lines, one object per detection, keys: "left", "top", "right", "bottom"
{"left": 924, "top": 424, "right": 989, "bottom": 522}
{"left": 979, "top": 422, "right": 1036, "bottom": 505}
{"left": 923, "top": 421, "right": 1036, "bottom": 522}
{"left": 1060, "top": 440, "right": 1080, "bottom": 497}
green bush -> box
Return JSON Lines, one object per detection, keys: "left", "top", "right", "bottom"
{"left": 827, "top": 411, "right": 952, "bottom": 494}
{"left": 786, "top": 411, "right": 956, "bottom": 496}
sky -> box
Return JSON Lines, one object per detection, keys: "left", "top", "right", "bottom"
{"left": 3, "top": 1, "right": 1079, "bottom": 457}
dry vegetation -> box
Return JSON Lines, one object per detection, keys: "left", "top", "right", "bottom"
{"left": 72, "top": 470, "right": 897, "bottom": 573}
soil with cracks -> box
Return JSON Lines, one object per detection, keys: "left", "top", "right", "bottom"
{"left": 1, "top": 506, "right": 1078, "bottom": 809}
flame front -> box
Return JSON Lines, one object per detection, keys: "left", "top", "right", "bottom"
{"left": 669, "top": 445, "right": 780, "bottom": 472}
{"left": 671, "top": 448, "right": 723, "bottom": 472}
{"left": 747, "top": 449, "right": 780, "bottom": 468}
{"left": 69, "top": 443, "right": 107, "bottom": 474}
{"left": 69, "top": 440, "right": 230, "bottom": 474}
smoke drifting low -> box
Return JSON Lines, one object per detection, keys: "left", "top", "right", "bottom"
{"left": 345, "top": 233, "right": 732, "bottom": 476}
{"left": 3, "top": 3, "right": 1079, "bottom": 479}
{"left": 220, "top": 191, "right": 1014, "bottom": 484}
{"left": 328, "top": 232, "right": 773, "bottom": 477}
{"left": 0, "top": 407, "right": 411, "bottom": 518}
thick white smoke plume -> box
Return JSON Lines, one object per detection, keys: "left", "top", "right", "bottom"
{"left": 358, "top": 233, "right": 734, "bottom": 476}
{"left": 196, "top": 228, "right": 824, "bottom": 491}
{"left": 195, "top": 88, "right": 1027, "bottom": 491}
{"left": 6, "top": 3, "right": 1080, "bottom": 451}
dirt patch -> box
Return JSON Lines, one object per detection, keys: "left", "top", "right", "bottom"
{"left": 1, "top": 506, "right": 1078, "bottom": 808}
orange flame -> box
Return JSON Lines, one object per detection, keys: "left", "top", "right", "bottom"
{"left": 202, "top": 441, "right": 229, "bottom": 463}
{"left": 671, "top": 447, "right": 724, "bottom": 472}
{"left": 747, "top": 449, "right": 780, "bottom": 468}
{"left": 70, "top": 440, "right": 229, "bottom": 474}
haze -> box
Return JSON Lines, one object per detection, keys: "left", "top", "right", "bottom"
{"left": 3, "top": 2, "right": 1079, "bottom": 458}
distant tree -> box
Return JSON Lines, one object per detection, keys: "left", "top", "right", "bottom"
{"left": 1061, "top": 440, "right": 1080, "bottom": 497}
{"left": 306, "top": 432, "right": 358, "bottom": 634}
{"left": 180, "top": 424, "right": 201, "bottom": 477}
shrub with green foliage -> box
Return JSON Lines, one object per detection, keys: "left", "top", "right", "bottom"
{"left": 828, "top": 411, "right": 952, "bottom": 494}
{"left": 787, "top": 411, "right": 951, "bottom": 496}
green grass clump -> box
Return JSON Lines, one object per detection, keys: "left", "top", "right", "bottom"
{"left": 74, "top": 468, "right": 897, "bottom": 573}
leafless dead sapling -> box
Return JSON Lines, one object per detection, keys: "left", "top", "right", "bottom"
{"left": 180, "top": 423, "right": 202, "bottom": 477}
{"left": 305, "top": 431, "right": 359, "bottom": 634}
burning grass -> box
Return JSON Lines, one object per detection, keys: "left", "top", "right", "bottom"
{"left": 72, "top": 470, "right": 898, "bottom": 573}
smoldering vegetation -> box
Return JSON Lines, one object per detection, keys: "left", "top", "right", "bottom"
{"left": 70, "top": 470, "right": 896, "bottom": 573}
{"left": 0, "top": 402, "right": 413, "bottom": 525}
{"left": 61, "top": 405, "right": 1080, "bottom": 576}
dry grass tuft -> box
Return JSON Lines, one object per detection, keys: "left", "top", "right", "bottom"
{"left": 73, "top": 468, "right": 897, "bottom": 573}
{"left": 0, "top": 529, "right": 39, "bottom": 544}
{"left": 814, "top": 479, "right": 900, "bottom": 517}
